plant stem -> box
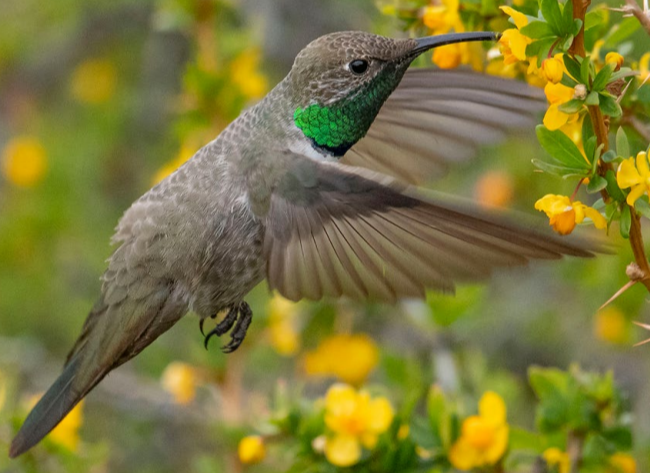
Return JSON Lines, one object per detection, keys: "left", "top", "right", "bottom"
{"left": 571, "top": 0, "right": 650, "bottom": 290}
{"left": 567, "top": 431, "right": 585, "bottom": 473}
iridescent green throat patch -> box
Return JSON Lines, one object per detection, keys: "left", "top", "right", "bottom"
{"left": 293, "top": 70, "right": 399, "bottom": 156}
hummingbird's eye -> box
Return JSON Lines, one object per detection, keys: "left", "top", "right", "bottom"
{"left": 349, "top": 59, "right": 370, "bottom": 75}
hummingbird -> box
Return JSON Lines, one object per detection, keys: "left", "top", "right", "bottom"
{"left": 10, "top": 30, "right": 594, "bottom": 458}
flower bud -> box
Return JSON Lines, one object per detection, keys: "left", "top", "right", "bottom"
{"left": 573, "top": 84, "right": 587, "bottom": 100}
{"left": 541, "top": 57, "right": 563, "bottom": 84}
{"left": 605, "top": 52, "right": 624, "bottom": 70}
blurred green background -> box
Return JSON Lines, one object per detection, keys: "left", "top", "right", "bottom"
{"left": 0, "top": 0, "right": 649, "bottom": 472}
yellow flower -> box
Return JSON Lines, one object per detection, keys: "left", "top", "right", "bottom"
{"left": 238, "top": 435, "right": 266, "bottom": 464}
{"left": 161, "top": 362, "right": 200, "bottom": 405}
{"left": 323, "top": 384, "right": 394, "bottom": 467}
{"left": 606, "top": 52, "right": 624, "bottom": 70}
{"left": 595, "top": 306, "right": 628, "bottom": 344}
{"left": 433, "top": 41, "right": 483, "bottom": 71}
{"left": 499, "top": 29, "right": 531, "bottom": 65}
{"left": 609, "top": 453, "right": 637, "bottom": 473}
{"left": 267, "top": 294, "right": 301, "bottom": 356}
{"left": 230, "top": 49, "right": 268, "bottom": 100}
{"left": 2, "top": 135, "right": 48, "bottom": 188}
{"left": 543, "top": 448, "right": 570, "bottom": 473}
{"left": 449, "top": 391, "right": 509, "bottom": 470}
{"left": 0, "top": 370, "right": 6, "bottom": 414}
{"left": 617, "top": 151, "right": 650, "bottom": 205}
{"left": 70, "top": 58, "right": 117, "bottom": 104}
{"left": 474, "top": 171, "right": 514, "bottom": 208}
{"left": 152, "top": 143, "right": 195, "bottom": 185}
{"left": 543, "top": 82, "right": 579, "bottom": 130}
{"left": 638, "top": 52, "right": 650, "bottom": 83}
{"left": 422, "top": 0, "right": 462, "bottom": 34}
{"left": 304, "top": 333, "right": 379, "bottom": 385}
{"left": 542, "top": 57, "right": 564, "bottom": 84}
{"left": 535, "top": 194, "right": 607, "bottom": 235}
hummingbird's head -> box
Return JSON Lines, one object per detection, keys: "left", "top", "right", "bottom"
{"left": 289, "top": 30, "right": 498, "bottom": 157}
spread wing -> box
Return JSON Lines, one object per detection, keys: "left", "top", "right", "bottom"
{"left": 263, "top": 156, "right": 592, "bottom": 303}
{"left": 343, "top": 69, "right": 546, "bottom": 184}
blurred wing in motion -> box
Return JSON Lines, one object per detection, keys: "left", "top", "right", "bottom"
{"left": 344, "top": 70, "right": 546, "bottom": 184}
{"left": 263, "top": 155, "right": 593, "bottom": 303}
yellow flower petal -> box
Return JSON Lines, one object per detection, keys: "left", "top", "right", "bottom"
{"left": 617, "top": 157, "right": 643, "bottom": 189}
{"left": 550, "top": 208, "right": 577, "bottom": 235}
{"left": 484, "top": 425, "right": 509, "bottom": 464}
{"left": 626, "top": 184, "right": 647, "bottom": 206}
{"left": 610, "top": 452, "right": 637, "bottom": 473}
{"left": 161, "top": 362, "right": 199, "bottom": 405}
{"left": 582, "top": 205, "right": 607, "bottom": 229}
{"left": 478, "top": 391, "right": 507, "bottom": 425}
{"left": 325, "top": 434, "right": 361, "bottom": 467}
{"left": 544, "top": 103, "right": 569, "bottom": 130}
{"left": 1, "top": 136, "right": 48, "bottom": 188}
{"left": 500, "top": 6, "right": 529, "bottom": 29}
{"left": 636, "top": 151, "right": 649, "bottom": 177}
{"left": 366, "top": 397, "right": 394, "bottom": 433}
{"left": 543, "top": 448, "right": 570, "bottom": 473}
{"left": 449, "top": 437, "right": 481, "bottom": 470}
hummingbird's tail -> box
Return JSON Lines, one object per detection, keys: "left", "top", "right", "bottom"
{"left": 10, "top": 284, "right": 185, "bottom": 458}
{"left": 9, "top": 354, "right": 89, "bottom": 458}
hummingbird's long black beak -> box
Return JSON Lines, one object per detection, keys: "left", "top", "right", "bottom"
{"left": 412, "top": 31, "right": 501, "bottom": 55}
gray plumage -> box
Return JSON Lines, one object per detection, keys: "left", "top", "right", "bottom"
{"left": 11, "top": 30, "right": 593, "bottom": 458}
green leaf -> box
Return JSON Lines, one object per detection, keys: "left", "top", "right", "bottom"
{"left": 584, "top": 136, "right": 597, "bottom": 163}
{"left": 602, "top": 428, "right": 633, "bottom": 451}
{"left": 541, "top": 0, "right": 564, "bottom": 35}
{"left": 560, "top": 34, "right": 574, "bottom": 51}
{"left": 606, "top": 170, "right": 626, "bottom": 202}
{"left": 536, "top": 125, "right": 591, "bottom": 170}
{"left": 605, "top": 17, "right": 641, "bottom": 46}
{"left": 560, "top": 74, "right": 578, "bottom": 88}
{"left": 620, "top": 204, "right": 631, "bottom": 239}
{"left": 616, "top": 126, "right": 630, "bottom": 158}
{"left": 520, "top": 21, "right": 554, "bottom": 39}
{"left": 601, "top": 150, "right": 617, "bottom": 163}
{"left": 599, "top": 93, "right": 622, "bottom": 117}
{"left": 563, "top": 55, "right": 583, "bottom": 82}
{"left": 572, "top": 19, "right": 583, "bottom": 36}
{"left": 585, "top": 8, "right": 609, "bottom": 32}
{"left": 529, "top": 366, "right": 569, "bottom": 399}
{"left": 585, "top": 91, "right": 600, "bottom": 105}
{"left": 561, "top": 0, "right": 574, "bottom": 32}
{"left": 635, "top": 198, "right": 650, "bottom": 220}
{"left": 558, "top": 99, "right": 584, "bottom": 114}
{"left": 582, "top": 115, "right": 595, "bottom": 143}
{"left": 587, "top": 175, "right": 607, "bottom": 194}
{"left": 580, "top": 55, "right": 592, "bottom": 85}
{"left": 591, "top": 63, "right": 614, "bottom": 91}
{"left": 531, "top": 159, "right": 591, "bottom": 178}
{"left": 611, "top": 67, "right": 635, "bottom": 82}
{"left": 509, "top": 427, "right": 543, "bottom": 451}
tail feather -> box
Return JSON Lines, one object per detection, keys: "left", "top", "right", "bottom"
{"left": 9, "top": 356, "right": 91, "bottom": 458}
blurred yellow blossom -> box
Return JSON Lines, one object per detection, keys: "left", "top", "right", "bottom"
{"left": 28, "top": 395, "right": 84, "bottom": 452}
{"left": 543, "top": 448, "right": 570, "bottom": 473}
{"left": 449, "top": 391, "right": 509, "bottom": 470}
{"left": 609, "top": 453, "right": 637, "bottom": 473}
{"left": 238, "top": 435, "right": 266, "bottom": 464}
{"left": 230, "top": 49, "right": 268, "bottom": 100}
{"left": 433, "top": 41, "right": 483, "bottom": 71}
{"left": 0, "top": 370, "right": 6, "bottom": 413}
{"left": 323, "top": 384, "right": 394, "bottom": 467}
{"left": 161, "top": 362, "right": 201, "bottom": 405}
{"left": 422, "top": 0, "right": 462, "bottom": 34}
{"left": 486, "top": 58, "right": 520, "bottom": 79}
{"left": 637, "top": 52, "right": 649, "bottom": 83}
{"left": 595, "top": 307, "right": 629, "bottom": 344}
{"left": 542, "top": 57, "right": 564, "bottom": 84}
{"left": 617, "top": 151, "right": 650, "bottom": 206}
{"left": 544, "top": 82, "right": 580, "bottom": 130}
{"left": 70, "top": 58, "right": 117, "bottom": 104}
{"left": 267, "top": 293, "right": 301, "bottom": 356}
{"left": 535, "top": 194, "right": 607, "bottom": 235}
{"left": 2, "top": 135, "right": 48, "bottom": 187}
{"left": 500, "top": 5, "right": 529, "bottom": 29}
{"left": 474, "top": 170, "right": 514, "bottom": 208}
{"left": 606, "top": 52, "right": 624, "bottom": 70}
{"left": 152, "top": 143, "right": 195, "bottom": 185}
{"left": 304, "top": 333, "right": 379, "bottom": 385}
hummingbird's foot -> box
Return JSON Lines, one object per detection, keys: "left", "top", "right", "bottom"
{"left": 199, "top": 313, "right": 218, "bottom": 337}
{"left": 203, "top": 301, "right": 253, "bottom": 353}
{"left": 221, "top": 302, "right": 253, "bottom": 354}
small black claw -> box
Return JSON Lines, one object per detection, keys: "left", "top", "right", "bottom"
{"left": 221, "top": 302, "right": 253, "bottom": 353}
{"left": 203, "top": 303, "right": 253, "bottom": 352}
{"left": 199, "top": 319, "right": 206, "bottom": 337}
